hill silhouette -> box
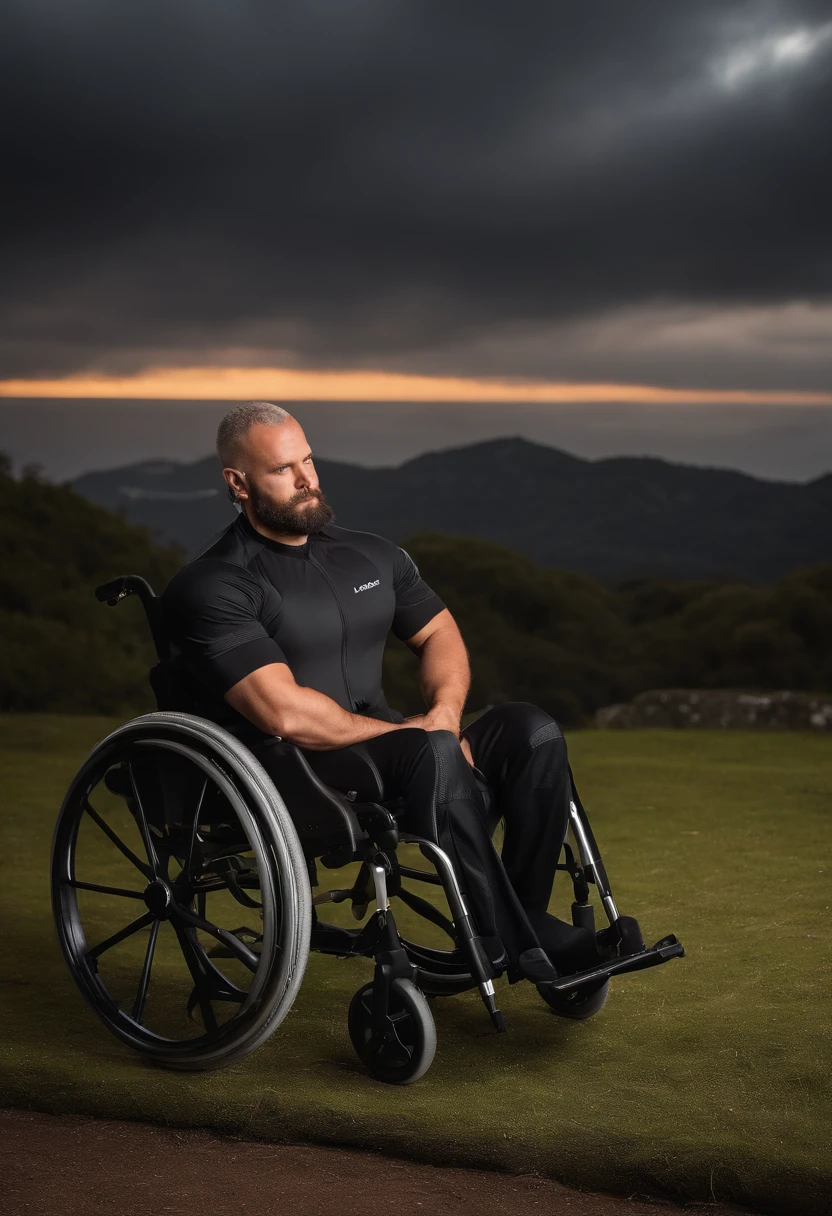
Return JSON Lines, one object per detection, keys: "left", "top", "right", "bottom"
{"left": 73, "top": 436, "right": 832, "bottom": 581}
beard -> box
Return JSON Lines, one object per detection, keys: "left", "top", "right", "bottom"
{"left": 247, "top": 483, "right": 336, "bottom": 536}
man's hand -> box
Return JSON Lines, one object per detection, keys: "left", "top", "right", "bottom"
{"left": 459, "top": 734, "right": 475, "bottom": 768}
{"left": 403, "top": 705, "right": 476, "bottom": 769}
{"left": 407, "top": 703, "right": 460, "bottom": 733}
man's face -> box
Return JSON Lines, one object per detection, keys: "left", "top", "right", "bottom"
{"left": 226, "top": 420, "right": 335, "bottom": 537}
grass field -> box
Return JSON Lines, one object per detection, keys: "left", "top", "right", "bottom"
{"left": 0, "top": 715, "right": 829, "bottom": 1214}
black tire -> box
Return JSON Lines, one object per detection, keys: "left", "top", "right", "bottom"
{"left": 536, "top": 977, "right": 609, "bottom": 1020}
{"left": 348, "top": 977, "right": 437, "bottom": 1084}
{"left": 51, "top": 712, "right": 311, "bottom": 1070}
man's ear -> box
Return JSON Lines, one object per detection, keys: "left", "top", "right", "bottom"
{"left": 222, "top": 468, "right": 247, "bottom": 502}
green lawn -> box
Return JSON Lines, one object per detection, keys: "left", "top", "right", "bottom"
{"left": 1, "top": 715, "right": 829, "bottom": 1214}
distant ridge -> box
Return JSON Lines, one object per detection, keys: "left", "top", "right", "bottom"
{"left": 72, "top": 436, "right": 832, "bottom": 581}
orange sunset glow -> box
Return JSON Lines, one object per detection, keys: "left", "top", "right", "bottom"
{"left": 2, "top": 367, "right": 831, "bottom": 405}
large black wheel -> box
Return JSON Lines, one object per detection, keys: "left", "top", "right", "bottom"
{"left": 348, "top": 977, "right": 437, "bottom": 1084}
{"left": 51, "top": 712, "right": 311, "bottom": 1070}
{"left": 536, "top": 977, "right": 609, "bottom": 1020}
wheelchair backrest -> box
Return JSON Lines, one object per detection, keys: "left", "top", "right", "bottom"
{"left": 95, "top": 574, "right": 170, "bottom": 663}
{"left": 94, "top": 573, "right": 262, "bottom": 725}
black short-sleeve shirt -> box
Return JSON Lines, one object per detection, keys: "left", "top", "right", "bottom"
{"left": 160, "top": 513, "right": 446, "bottom": 725}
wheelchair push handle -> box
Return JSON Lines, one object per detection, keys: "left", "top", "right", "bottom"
{"left": 94, "top": 574, "right": 170, "bottom": 661}
{"left": 94, "top": 575, "right": 156, "bottom": 605}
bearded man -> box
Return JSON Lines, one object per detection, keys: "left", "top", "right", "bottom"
{"left": 161, "top": 400, "right": 599, "bottom": 982}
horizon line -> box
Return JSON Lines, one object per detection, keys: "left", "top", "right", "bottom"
{"left": 2, "top": 366, "right": 832, "bottom": 406}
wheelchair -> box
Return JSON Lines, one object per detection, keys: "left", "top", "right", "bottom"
{"left": 51, "top": 574, "right": 684, "bottom": 1085}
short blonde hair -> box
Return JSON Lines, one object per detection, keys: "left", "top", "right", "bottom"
{"left": 216, "top": 401, "right": 295, "bottom": 467}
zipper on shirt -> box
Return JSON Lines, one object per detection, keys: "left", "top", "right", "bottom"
{"left": 307, "top": 552, "right": 355, "bottom": 709}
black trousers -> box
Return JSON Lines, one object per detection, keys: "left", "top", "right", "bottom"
{"left": 304, "top": 702, "right": 573, "bottom": 978}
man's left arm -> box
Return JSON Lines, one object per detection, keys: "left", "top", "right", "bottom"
{"left": 402, "top": 609, "right": 470, "bottom": 735}
{"left": 389, "top": 543, "right": 469, "bottom": 735}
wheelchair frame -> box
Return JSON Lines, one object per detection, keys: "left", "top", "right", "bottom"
{"left": 50, "top": 573, "right": 684, "bottom": 1084}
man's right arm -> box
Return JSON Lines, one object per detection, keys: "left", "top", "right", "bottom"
{"left": 224, "top": 664, "right": 405, "bottom": 749}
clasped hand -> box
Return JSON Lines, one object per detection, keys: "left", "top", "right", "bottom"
{"left": 403, "top": 705, "right": 476, "bottom": 768}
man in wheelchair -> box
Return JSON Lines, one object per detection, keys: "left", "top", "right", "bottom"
{"left": 160, "top": 401, "right": 607, "bottom": 987}
{"left": 53, "top": 399, "right": 682, "bottom": 1081}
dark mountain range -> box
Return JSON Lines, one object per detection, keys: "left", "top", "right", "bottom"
{"left": 72, "top": 437, "right": 832, "bottom": 581}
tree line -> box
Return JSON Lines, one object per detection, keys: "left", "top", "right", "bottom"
{"left": 2, "top": 456, "right": 830, "bottom": 724}
{"left": 387, "top": 532, "right": 832, "bottom": 724}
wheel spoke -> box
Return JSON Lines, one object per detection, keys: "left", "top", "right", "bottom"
{"left": 131, "top": 919, "right": 160, "bottom": 1023}
{"left": 171, "top": 921, "right": 219, "bottom": 1033}
{"left": 385, "top": 1037, "right": 413, "bottom": 1060}
{"left": 226, "top": 871, "right": 262, "bottom": 909}
{"left": 87, "top": 911, "right": 155, "bottom": 960}
{"left": 387, "top": 1011, "right": 415, "bottom": 1058}
{"left": 172, "top": 901, "right": 260, "bottom": 973}
{"left": 127, "top": 763, "right": 160, "bottom": 877}
{"left": 68, "top": 879, "right": 145, "bottom": 900}
{"left": 186, "top": 777, "right": 209, "bottom": 881}
{"left": 83, "top": 801, "right": 151, "bottom": 880}
{"left": 373, "top": 1005, "right": 414, "bottom": 1064}
{"left": 385, "top": 1032, "right": 413, "bottom": 1063}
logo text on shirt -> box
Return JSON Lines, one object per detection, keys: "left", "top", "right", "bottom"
{"left": 354, "top": 579, "right": 380, "bottom": 593}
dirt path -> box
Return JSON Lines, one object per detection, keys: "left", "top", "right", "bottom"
{"left": 1, "top": 1108, "right": 758, "bottom": 1216}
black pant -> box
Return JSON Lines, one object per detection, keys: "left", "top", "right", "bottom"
{"left": 304, "top": 702, "right": 572, "bottom": 977}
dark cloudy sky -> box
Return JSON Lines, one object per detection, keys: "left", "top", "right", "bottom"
{"left": 2, "top": 1, "right": 831, "bottom": 478}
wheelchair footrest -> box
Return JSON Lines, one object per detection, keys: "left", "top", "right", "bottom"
{"left": 545, "top": 933, "right": 685, "bottom": 994}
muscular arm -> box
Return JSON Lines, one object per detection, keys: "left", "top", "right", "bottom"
{"left": 405, "top": 608, "right": 471, "bottom": 728}
{"left": 225, "top": 663, "right": 405, "bottom": 750}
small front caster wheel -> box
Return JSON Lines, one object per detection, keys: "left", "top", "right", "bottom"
{"left": 348, "top": 977, "right": 436, "bottom": 1084}
{"left": 537, "top": 977, "right": 609, "bottom": 1020}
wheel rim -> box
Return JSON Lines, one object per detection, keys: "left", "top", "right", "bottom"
{"left": 356, "top": 989, "right": 415, "bottom": 1070}
{"left": 52, "top": 733, "right": 283, "bottom": 1056}
{"left": 349, "top": 980, "right": 430, "bottom": 1078}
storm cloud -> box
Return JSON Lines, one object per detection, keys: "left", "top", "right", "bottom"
{"left": 2, "top": 0, "right": 831, "bottom": 386}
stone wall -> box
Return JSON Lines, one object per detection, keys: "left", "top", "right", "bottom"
{"left": 595, "top": 688, "right": 832, "bottom": 730}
